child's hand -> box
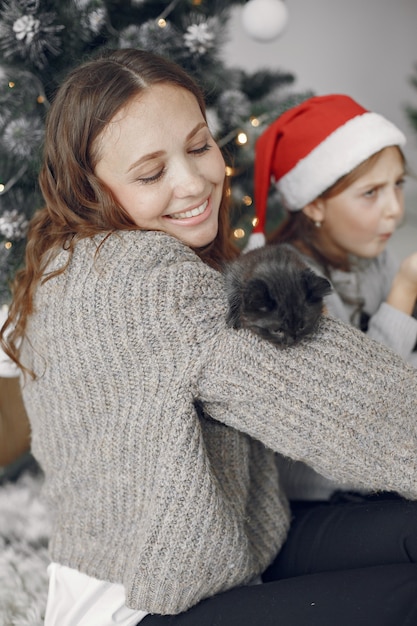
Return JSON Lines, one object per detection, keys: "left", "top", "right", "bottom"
{"left": 397, "top": 252, "right": 417, "bottom": 290}
{"left": 387, "top": 252, "right": 417, "bottom": 315}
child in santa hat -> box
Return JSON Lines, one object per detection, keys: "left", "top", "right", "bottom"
{"left": 250, "top": 94, "right": 417, "bottom": 501}
{"left": 250, "top": 93, "right": 417, "bottom": 367}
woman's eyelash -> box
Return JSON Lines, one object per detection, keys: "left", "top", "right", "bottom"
{"left": 190, "top": 142, "right": 211, "bottom": 154}
{"left": 137, "top": 169, "right": 165, "bottom": 184}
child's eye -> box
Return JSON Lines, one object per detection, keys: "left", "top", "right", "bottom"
{"left": 137, "top": 168, "right": 165, "bottom": 184}
{"left": 396, "top": 178, "right": 406, "bottom": 190}
{"left": 363, "top": 188, "right": 376, "bottom": 198}
{"left": 190, "top": 142, "right": 211, "bottom": 155}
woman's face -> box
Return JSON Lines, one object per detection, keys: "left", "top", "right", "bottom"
{"left": 94, "top": 83, "right": 225, "bottom": 248}
{"left": 304, "top": 146, "right": 406, "bottom": 261}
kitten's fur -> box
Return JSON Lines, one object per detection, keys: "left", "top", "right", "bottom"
{"left": 224, "top": 243, "right": 332, "bottom": 346}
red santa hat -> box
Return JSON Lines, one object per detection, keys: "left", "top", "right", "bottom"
{"left": 248, "top": 94, "right": 406, "bottom": 249}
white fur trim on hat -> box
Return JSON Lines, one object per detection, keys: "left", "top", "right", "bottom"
{"left": 244, "top": 232, "right": 266, "bottom": 252}
{"left": 276, "top": 112, "right": 406, "bottom": 211}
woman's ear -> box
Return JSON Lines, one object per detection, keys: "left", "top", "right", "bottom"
{"left": 302, "top": 199, "right": 325, "bottom": 224}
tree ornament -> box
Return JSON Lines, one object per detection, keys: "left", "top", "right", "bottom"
{"left": 0, "top": 208, "right": 29, "bottom": 240}
{"left": 3, "top": 116, "right": 44, "bottom": 158}
{"left": 0, "top": 0, "right": 64, "bottom": 68}
{"left": 184, "top": 19, "right": 215, "bottom": 56}
{"left": 217, "top": 89, "right": 251, "bottom": 128}
{"left": 83, "top": 8, "right": 107, "bottom": 35}
{"left": 241, "top": 0, "right": 288, "bottom": 42}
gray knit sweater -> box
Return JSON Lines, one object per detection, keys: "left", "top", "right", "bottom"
{"left": 21, "top": 230, "right": 417, "bottom": 615}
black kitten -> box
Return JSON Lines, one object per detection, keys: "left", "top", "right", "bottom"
{"left": 224, "top": 243, "right": 332, "bottom": 346}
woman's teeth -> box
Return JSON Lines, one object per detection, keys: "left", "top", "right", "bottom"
{"left": 170, "top": 200, "right": 208, "bottom": 219}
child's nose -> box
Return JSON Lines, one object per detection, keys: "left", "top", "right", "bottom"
{"left": 385, "top": 187, "right": 403, "bottom": 219}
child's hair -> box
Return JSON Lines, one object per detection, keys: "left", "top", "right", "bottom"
{"left": 268, "top": 146, "right": 405, "bottom": 275}
{"left": 1, "top": 48, "right": 237, "bottom": 373}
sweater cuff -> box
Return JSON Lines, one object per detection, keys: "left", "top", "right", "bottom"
{"left": 368, "top": 302, "right": 417, "bottom": 360}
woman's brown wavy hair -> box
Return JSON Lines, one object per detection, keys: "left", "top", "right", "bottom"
{"left": 1, "top": 48, "right": 238, "bottom": 374}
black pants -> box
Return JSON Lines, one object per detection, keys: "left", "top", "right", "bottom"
{"left": 142, "top": 498, "right": 417, "bottom": 626}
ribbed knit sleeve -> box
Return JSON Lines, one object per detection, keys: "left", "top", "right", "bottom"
{"left": 198, "top": 315, "right": 417, "bottom": 496}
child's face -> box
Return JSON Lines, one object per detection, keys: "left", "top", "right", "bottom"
{"left": 94, "top": 83, "right": 225, "bottom": 249}
{"left": 309, "top": 147, "right": 405, "bottom": 261}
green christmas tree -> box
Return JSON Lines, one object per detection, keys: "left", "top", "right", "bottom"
{"left": 406, "top": 63, "right": 417, "bottom": 137}
{"left": 0, "top": 0, "right": 312, "bottom": 304}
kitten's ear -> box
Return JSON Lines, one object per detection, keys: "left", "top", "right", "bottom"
{"left": 243, "top": 278, "right": 276, "bottom": 313}
{"left": 302, "top": 270, "right": 332, "bottom": 303}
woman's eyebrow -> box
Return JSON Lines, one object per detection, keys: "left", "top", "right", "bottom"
{"left": 126, "top": 122, "right": 208, "bottom": 174}
{"left": 186, "top": 121, "right": 208, "bottom": 140}
{"left": 127, "top": 150, "right": 164, "bottom": 173}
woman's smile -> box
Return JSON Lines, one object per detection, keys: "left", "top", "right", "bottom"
{"left": 167, "top": 198, "right": 209, "bottom": 221}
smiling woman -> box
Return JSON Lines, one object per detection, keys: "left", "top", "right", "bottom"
{"left": 2, "top": 49, "right": 417, "bottom": 626}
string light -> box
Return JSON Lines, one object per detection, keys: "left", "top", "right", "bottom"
{"left": 218, "top": 128, "right": 243, "bottom": 148}
{"left": 252, "top": 217, "right": 259, "bottom": 227}
{"left": 236, "top": 132, "right": 248, "bottom": 145}
{"left": 242, "top": 195, "right": 253, "bottom": 206}
{"left": 156, "top": 0, "right": 180, "bottom": 24}
{"left": 37, "top": 95, "right": 45, "bottom": 104}
{"left": 5, "top": 242, "right": 12, "bottom": 250}
{"left": 0, "top": 164, "right": 28, "bottom": 195}
{"left": 233, "top": 228, "right": 245, "bottom": 239}
{"left": 8, "top": 81, "right": 15, "bottom": 88}
{"left": 250, "top": 116, "right": 260, "bottom": 127}
{"left": 225, "top": 166, "right": 234, "bottom": 176}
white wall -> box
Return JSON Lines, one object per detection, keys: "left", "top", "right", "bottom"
{"left": 223, "top": 0, "right": 417, "bottom": 258}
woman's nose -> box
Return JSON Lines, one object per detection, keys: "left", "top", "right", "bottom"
{"left": 173, "top": 159, "right": 205, "bottom": 197}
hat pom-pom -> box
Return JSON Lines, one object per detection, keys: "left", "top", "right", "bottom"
{"left": 243, "top": 232, "right": 266, "bottom": 252}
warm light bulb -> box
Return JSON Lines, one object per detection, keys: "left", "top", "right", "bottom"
{"left": 225, "top": 166, "right": 234, "bottom": 176}
{"left": 252, "top": 217, "right": 259, "bottom": 227}
{"left": 37, "top": 95, "right": 45, "bottom": 103}
{"left": 8, "top": 81, "right": 15, "bottom": 88}
{"left": 236, "top": 132, "right": 248, "bottom": 145}
{"left": 250, "top": 117, "right": 260, "bottom": 127}
{"left": 158, "top": 18, "right": 167, "bottom": 28}
{"left": 0, "top": 184, "right": 5, "bottom": 193}
{"left": 5, "top": 242, "right": 12, "bottom": 250}
{"left": 233, "top": 228, "right": 245, "bottom": 239}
